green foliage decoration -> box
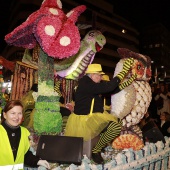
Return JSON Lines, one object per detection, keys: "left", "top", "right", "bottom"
{"left": 34, "top": 101, "right": 62, "bottom": 134}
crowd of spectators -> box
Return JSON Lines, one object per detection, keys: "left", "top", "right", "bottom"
{"left": 140, "top": 83, "right": 170, "bottom": 137}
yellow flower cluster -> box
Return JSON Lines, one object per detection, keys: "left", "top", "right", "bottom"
{"left": 38, "top": 81, "right": 58, "bottom": 96}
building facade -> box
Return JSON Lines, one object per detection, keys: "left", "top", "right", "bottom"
{"left": 141, "top": 23, "right": 170, "bottom": 80}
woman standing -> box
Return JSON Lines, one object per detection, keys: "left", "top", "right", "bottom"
{"left": 155, "top": 84, "right": 170, "bottom": 115}
{"left": 0, "top": 100, "right": 50, "bottom": 170}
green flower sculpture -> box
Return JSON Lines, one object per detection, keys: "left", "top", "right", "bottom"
{"left": 33, "top": 49, "right": 62, "bottom": 134}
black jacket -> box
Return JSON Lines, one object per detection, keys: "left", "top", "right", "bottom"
{"left": 159, "top": 121, "right": 170, "bottom": 137}
{"left": 74, "top": 75, "right": 120, "bottom": 115}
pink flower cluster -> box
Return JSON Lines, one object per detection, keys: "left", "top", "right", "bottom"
{"left": 5, "top": 0, "right": 86, "bottom": 59}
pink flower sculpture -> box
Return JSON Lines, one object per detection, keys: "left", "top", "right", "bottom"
{"left": 5, "top": 0, "right": 86, "bottom": 59}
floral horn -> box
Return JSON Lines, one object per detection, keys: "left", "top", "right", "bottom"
{"left": 66, "top": 5, "right": 86, "bottom": 23}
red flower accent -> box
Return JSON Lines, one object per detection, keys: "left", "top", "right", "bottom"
{"left": 146, "top": 67, "right": 152, "bottom": 78}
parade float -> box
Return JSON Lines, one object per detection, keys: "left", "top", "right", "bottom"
{"left": 4, "top": 0, "right": 170, "bottom": 169}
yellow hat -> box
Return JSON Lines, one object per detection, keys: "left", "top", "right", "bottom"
{"left": 85, "top": 64, "right": 105, "bottom": 74}
{"left": 102, "top": 75, "right": 110, "bottom": 81}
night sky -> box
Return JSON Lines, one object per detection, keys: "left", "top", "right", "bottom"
{"left": 112, "top": 0, "right": 170, "bottom": 32}
{"left": 0, "top": 0, "right": 14, "bottom": 53}
{"left": 0, "top": 0, "right": 169, "bottom": 53}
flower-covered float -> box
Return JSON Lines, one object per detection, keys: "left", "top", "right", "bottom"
{"left": 25, "top": 47, "right": 170, "bottom": 169}
{"left": 4, "top": 0, "right": 170, "bottom": 169}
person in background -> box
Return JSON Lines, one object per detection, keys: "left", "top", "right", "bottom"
{"left": 65, "top": 58, "right": 137, "bottom": 164}
{"left": 0, "top": 100, "right": 50, "bottom": 169}
{"left": 155, "top": 83, "right": 170, "bottom": 115}
{"left": 158, "top": 111, "right": 170, "bottom": 137}
{"left": 148, "top": 85, "right": 159, "bottom": 122}
{"left": 139, "top": 109, "right": 157, "bottom": 130}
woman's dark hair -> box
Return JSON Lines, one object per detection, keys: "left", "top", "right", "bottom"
{"left": 3, "top": 100, "right": 23, "bottom": 113}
